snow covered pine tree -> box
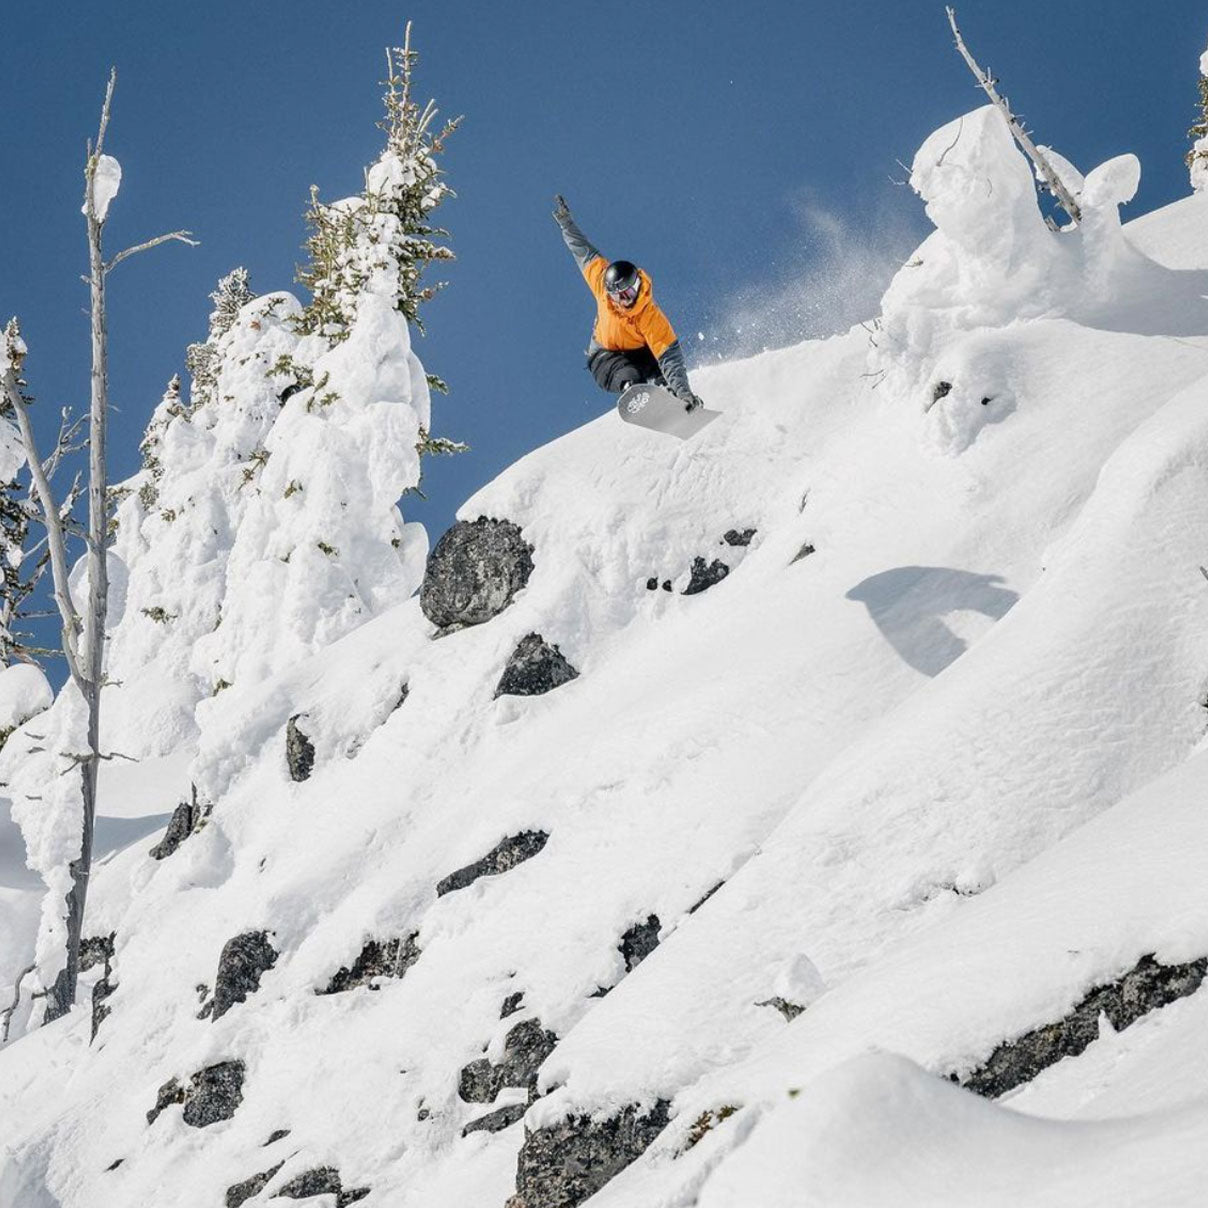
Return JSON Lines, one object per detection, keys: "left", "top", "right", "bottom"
{"left": 1187, "top": 36, "right": 1208, "bottom": 189}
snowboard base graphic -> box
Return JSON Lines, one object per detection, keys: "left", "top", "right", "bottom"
{"left": 616, "top": 383, "right": 721, "bottom": 440}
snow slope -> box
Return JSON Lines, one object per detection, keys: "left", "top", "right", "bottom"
{"left": 2, "top": 109, "right": 1208, "bottom": 1207}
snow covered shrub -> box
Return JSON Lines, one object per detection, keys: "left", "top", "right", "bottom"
{"left": 1187, "top": 42, "right": 1208, "bottom": 190}
{"left": 872, "top": 105, "right": 1143, "bottom": 453}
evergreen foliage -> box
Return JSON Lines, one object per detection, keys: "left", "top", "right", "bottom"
{"left": 0, "top": 319, "right": 51, "bottom": 665}
{"left": 137, "top": 374, "right": 185, "bottom": 511}
{"left": 1187, "top": 43, "right": 1208, "bottom": 190}
{"left": 295, "top": 23, "right": 461, "bottom": 344}
{"left": 185, "top": 268, "right": 257, "bottom": 409}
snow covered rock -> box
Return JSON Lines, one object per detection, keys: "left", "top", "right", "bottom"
{"left": 683, "top": 556, "right": 730, "bottom": 595}
{"left": 960, "top": 953, "right": 1207, "bottom": 1097}
{"left": 148, "top": 793, "right": 203, "bottom": 860}
{"left": 495, "top": 634, "right": 579, "bottom": 698}
{"left": 285, "top": 715, "right": 315, "bottom": 782}
{"left": 514, "top": 1100, "right": 671, "bottom": 1208}
{"left": 420, "top": 516, "right": 535, "bottom": 630}
{"left": 318, "top": 933, "right": 420, "bottom": 994}
{"left": 147, "top": 1061, "right": 246, "bottom": 1129}
{"left": 458, "top": 1017, "right": 558, "bottom": 1104}
{"left": 436, "top": 829, "right": 550, "bottom": 896}
{"left": 208, "top": 931, "right": 278, "bottom": 1022}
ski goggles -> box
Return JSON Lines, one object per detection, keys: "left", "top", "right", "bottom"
{"left": 607, "top": 280, "right": 640, "bottom": 306}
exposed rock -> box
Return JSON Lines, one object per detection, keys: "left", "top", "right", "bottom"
{"left": 264, "top": 1129, "right": 291, "bottom": 1146}
{"left": 960, "top": 954, "right": 1207, "bottom": 1098}
{"left": 79, "top": 934, "right": 115, "bottom": 972}
{"left": 722, "top": 528, "right": 756, "bottom": 547}
{"left": 495, "top": 634, "right": 579, "bottom": 698}
{"left": 463, "top": 1102, "right": 527, "bottom": 1136}
{"left": 437, "top": 830, "right": 550, "bottom": 897}
{"left": 226, "top": 1162, "right": 284, "bottom": 1208}
{"left": 756, "top": 996, "right": 805, "bottom": 1022}
{"left": 501, "top": 991, "right": 525, "bottom": 1018}
{"left": 276, "top": 1166, "right": 369, "bottom": 1206}
{"left": 931, "top": 380, "right": 953, "bottom": 403}
{"left": 149, "top": 789, "right": 203, "bottom": 860}
{"left": 645, "top": 576, "right": 659, "bottom": 591}
{"left": 211, "top": 931, "right": 278, "bottom": 1021}
{"left": 789, "top": 541, "right": 816, "bottom": 565}
{"left": 147, "top": 1061, "right": 246, "bottom": 1128}
{"left": 81, "top": 933, "right": 116, "bottom": 1042}
{"left": 682, "top": 557, "right": 729, "bottom": 596}
{"left": 104, "top": 1158, "right": 124, "bottom": 1172}
{"left": 514, "top": 1100, "right": 671, "bottom": 1208}
{"left": 420, "top": 516, "right": 535, "bottom": 630}
{"left": 146, "top": 1077, "right": 186, "bottom": 1126}
{"left": 620, "top": 916, "right": 660, "bottom": 972}
{"left": 182, "top": 1060, "right": 246, "bottom": 1128}
{"left": 458, "top": 1018, "right": 559, "bottom": 1104}
{"left": 318, "top": 933, "right": 421, "bottom": 995}
{"left": 92, "top": 975, "right": 115, "bottom": 1042}
{"left": 688, "top": 882, "right": 724, "bottom": 913}
{"left": 286, "top": 715, "right": 315, "bottom": 782}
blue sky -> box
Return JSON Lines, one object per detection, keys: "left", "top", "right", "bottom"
{"left": 2, "top": 0, "right": 1206, "bottom": 569}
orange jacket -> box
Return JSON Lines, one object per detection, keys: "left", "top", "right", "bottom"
{"left": 582, "top": 257, "right": 678, "bottom": 359}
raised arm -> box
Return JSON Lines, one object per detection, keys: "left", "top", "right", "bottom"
{"left": 552, "top": 194, "right": 602, "bottom": 272}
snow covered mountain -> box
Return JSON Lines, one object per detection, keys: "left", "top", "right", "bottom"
{"left": 3, "top": 103, "right": 1208, "bottom": 1207}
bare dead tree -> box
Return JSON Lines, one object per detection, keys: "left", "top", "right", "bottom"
{"left": 0, "top": 68, "right": 196, "bottom": 1025}
{"left": 945, "top": 7, "right": 1082, "bottom": 226}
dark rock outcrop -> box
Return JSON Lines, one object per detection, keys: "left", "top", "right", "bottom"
{"left": 211, "top": 931, "right": 278, "bottom": 1021}
{"left": 514, "top": 1100, "right": 671, "bottom": 1208}
{"left": 318, "top": 933, "right": 421, "bottom": 995}
{"left": 789, "top": 541, "right": 816, "bottom": 565}
{"left": 148, "top": 1060, "right": 246, "bottom": 1128}
{"left": 81, "top": 933, "right": 116, "bottom": 1041}
{"left": 276, "top": 1167, "right": 369, "bottom": 1206}
{"left": 149, "top": 789, "right": 203, "bottom": 860}
{"left": 620, "top": 916, "right": 660, "bottom": 972}
{"left": 437, "top": 831, "right": 550, "bottom": 897}
{"left": 501, "top": 991, "right": 525, "bottom": 1018}
{"left": 226, "top": 1162, "right": 284, "bottom": 1208}
{"left": 463, "top": 1102, "right": 527, "bottom": 1136}
{"left": 959, "top": 954, "right": 1207, "bottom": 1098}
{"left": 420, "top": 517, "right": 535, "bottom": 630}
{"left": 458, "top": 1018, "right": 558, "bottom": 1104}
{"left": 496, "top": 634, "right": 579, "bottom": 698}
{"left": 286, "top": 716, "right": 315, "bottom": 782}
{"left": 682, "top": 557, "right": 729, "bottom": 596}
{"left": 756, "top": 995, "right": 805, "bottom": 1022}
{"left": 722, "top": 528, "right": 756, "bottom": 547}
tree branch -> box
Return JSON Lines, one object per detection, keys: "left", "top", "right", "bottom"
{"left": 2, "top": 368, "right": 85, "bottom": 692}
{"left": 1, "top": 964, "right": 37, "bottom": 1044}
{"left": 105, "top": 231, "right": 199, "bottom": 275}
{"left": 945, "top": 7, "right": 1081, "bottom": 225}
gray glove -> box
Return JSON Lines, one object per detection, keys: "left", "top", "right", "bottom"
{"left": 553, "top": 193, "right": 572, "bottom": 225}
{"left": 677, "top": 390, "right": 704, "bottom": 412}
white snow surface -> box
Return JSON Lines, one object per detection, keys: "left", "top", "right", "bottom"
{"left": 3, "top": 109, "right": 1208, "bottom": 1206}
{"left": 86, "top": 154, "right": 121, "bottom": 223}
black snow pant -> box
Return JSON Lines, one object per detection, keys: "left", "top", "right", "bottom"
{"left": 587, "top": 346, "right": 665, "bottom": 394}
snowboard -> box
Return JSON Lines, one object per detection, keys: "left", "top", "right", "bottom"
{"left": 616, "top": 382, "right": 721, "bottom": 440}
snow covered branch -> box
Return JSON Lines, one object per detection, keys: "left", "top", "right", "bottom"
{"left": 105, "top": 230, "right": 199, "bottom": 275}
{"left": 945, "top": 7, "right": 1082, "bottom": 225}
{"left": 1, "top": 964, "right": 37, "bottom": 1045}
{"left": 1, "top": 360, "right": 85, "bottom": 692}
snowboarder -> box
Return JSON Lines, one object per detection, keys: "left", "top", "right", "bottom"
{"left": 553, "top": 194, "right": 703, "bottom": 410}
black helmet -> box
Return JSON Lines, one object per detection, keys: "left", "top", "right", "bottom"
{"left": 604, "top": 260, "right": 640, "bottom": 295}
